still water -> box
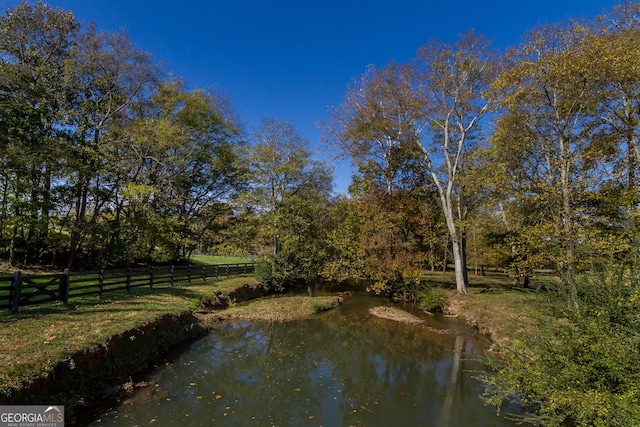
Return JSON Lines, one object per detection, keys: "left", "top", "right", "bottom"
{"left": 88, "top": 294, "right": 516, "bottom": 426}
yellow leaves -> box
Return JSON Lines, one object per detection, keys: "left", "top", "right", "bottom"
{"left": 121, "top": 183, "right": 157, "bottom": 201}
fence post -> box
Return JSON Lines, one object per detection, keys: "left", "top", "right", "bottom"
{"left": 10, "top": 271, "right": 22, "bottom": 314}
{"left": 126, "top": 268, "right": 131, "bottom": 293}
{"left": 226, "top": 264, "right": 230, "bottom": 278}
{"left": 215, "top": 265, "right": 219, "bottom": 281}
{"left": 59, "top": 268, "right": 70, "bottom": 305}
{"left": 202, "top": 265, "right": 206, "bottom": 282}
{"left": 187, "top": 263, "right": 191, "bottom": 285}
{"left": 170, "top": 265, "right": 174, "bottom": 286}
{"left": 98, "top": 269, "right": 104, "bottom": 298}
{"left": 149, "top": 266, "right": 154, "bottom": 289}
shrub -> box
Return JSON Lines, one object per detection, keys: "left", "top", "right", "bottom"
{"left": 417, "top": 286, "right": 448, "bottom": 312}
{"left": 253, "top": 254, "right": 292, "bottom": 292}
{"left": 482, "top": 260, "right": 640, "bottom": 426}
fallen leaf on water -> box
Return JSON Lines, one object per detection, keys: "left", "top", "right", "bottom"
{"left": 398, "top": 391, "right": 405, "bottom": 396}
{"left": 196, "top": 395, "right": 203, "bottom": 399}
{"left": 215, "top": 395, "right": 222, "bottom": 399}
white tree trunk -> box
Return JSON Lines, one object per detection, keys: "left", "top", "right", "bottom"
{"left": 440, "top": 191, "right": 469, "bottom": 294}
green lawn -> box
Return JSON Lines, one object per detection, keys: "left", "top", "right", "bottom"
{"left": 189, "top": 254, "right": 254, "bottom": 265}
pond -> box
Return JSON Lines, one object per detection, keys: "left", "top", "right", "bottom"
{"left": 87, "top": 294, "right": 517, "bottom": 426}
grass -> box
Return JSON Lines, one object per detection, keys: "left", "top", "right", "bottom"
{"left": 0, "top": 272, "right": 343, "bottom": 397}
{"left": 0, "top": 275, "right": 259, "bottom": 394}
{"left": 189, "top": 255, "right": 254, "bottom": 265}
{"left": 199, "top": 295, "right": 342, "bottom": 323}
{"left": 428, "top": 269, "right": 559, "bottom": 349}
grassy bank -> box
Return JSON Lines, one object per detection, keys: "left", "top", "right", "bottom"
{"left": 197, "top": 295, "right": 342, "bottom": 324}
{"left": 422, "top": 270, "right": 557, "bottom": 348}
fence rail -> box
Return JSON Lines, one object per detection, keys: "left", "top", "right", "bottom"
{"left": 0, "top": 262, "right": 255, "bottom": 313}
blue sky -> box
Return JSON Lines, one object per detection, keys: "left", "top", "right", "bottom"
{"left": 1, "top": 0, "right": 616, "bottom": 194}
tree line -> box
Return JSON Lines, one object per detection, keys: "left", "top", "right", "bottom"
{"left": 0, "top": 2, "right": 247, "bottom": 268}
{"left": 2, "top": 0, "right": 639, "bottom": 298}
{"left": 322, "top": 1, "right": 640, "bottom": 299}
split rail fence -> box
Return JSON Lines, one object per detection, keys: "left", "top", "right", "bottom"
{"left": 0, "top": 263, "right": 255, "bottom": 313}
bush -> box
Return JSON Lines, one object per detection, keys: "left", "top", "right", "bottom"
{"left": 417, "top": 286, "right": 448, "bottom": 312}
{"left": 483, "top": 260, "right": 640, "bottom": 426}
{"left": 253, "top": 254, "right": 292, "bottom": 292}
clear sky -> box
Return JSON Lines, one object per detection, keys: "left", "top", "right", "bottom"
{"left": 1, "top": 0, "right": 617, "bottom": 194}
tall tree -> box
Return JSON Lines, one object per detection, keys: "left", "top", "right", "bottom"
{"left": 240, "top": 117, "right": 333, "bottom": 285}
{"left": 411, "top": 30, "right": 499, "bottom": 294}
{"left": 63, "top": 24, "right": 160, "bottom": 267}
{"left": 325, "top": 63, "right": 425, "bottom": 195}
{"left": 579, "top": 3, "right": 640, "bottom": 239}
{"left": 0, "top": 1, "right": 78, "bottom": 265}
{"left": 108, "top": 81, "right": 243, "bottom": 264}
{"left": 326, "top": 31, "right": 496, "bottom": 294}
{"left": 491, "top": 21, "right": 599, "bottom": 296}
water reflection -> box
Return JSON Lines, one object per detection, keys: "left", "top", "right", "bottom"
{"left": 89, "top": 295, "right": 515, "bottom": 426}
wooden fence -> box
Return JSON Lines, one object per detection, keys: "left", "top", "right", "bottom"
{"left": 0, "top": 263, "right": 255, "bottom": 313}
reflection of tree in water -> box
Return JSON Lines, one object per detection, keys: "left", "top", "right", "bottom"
{"left": 439, "top": 335, "right": 466, "bottom": 427}
{"left": 98, "top": 296, "right": 515, "bottom": 426}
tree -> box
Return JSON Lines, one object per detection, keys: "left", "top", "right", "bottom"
{"left": 323, "top": 188, "right": 438, "bottom": 300}
{"left": 0, "top": 1, "right": 78, "bottom": 265}
{"left": 411, "top": 31, "right": 499, "bottom": 294}
{"left": 107, "top": 81, "right": 243, "bottom": 265}
{"left": 325, "top": 63, "right": 425, "bottom": 196}
{"left": 326, "top": 31, "right": 497, "bottom": 294}
{"left": 62, "top": 24, "right": 160, "bottom": 267}
{"left": 578, "top": 3, "right": 640, "bottom": 240}
{"left": 491, "top": 21, "right": 605, "bottom": 298}
{"left": 240, "top": 118, "right": 333, "bottom": 287}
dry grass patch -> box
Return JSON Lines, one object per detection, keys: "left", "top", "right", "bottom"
{"left": 369, "top": 305, "right": 452, "bottom": 334}
{"left": 444, "top": 287, "right": 552, "bottom": 348}
{"left": 369, "top": 306, "right": 424, "bottom": 324}
{"left": 201, "top": 295, "right": 342, "bottom": 323}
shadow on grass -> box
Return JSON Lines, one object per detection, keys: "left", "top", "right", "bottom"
{"left": 423, "top": 269, "right": 560, "bottom": 295}
{"left": 0, "top": 277, "right": 257, "bottom": 322}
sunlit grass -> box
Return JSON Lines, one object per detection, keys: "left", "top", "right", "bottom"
{"left": 431, "top": 269, "right": 559, "bottom": 349}
{"left": 211, "top": 295, "right": 342, "bottom": 322}
{"left": 0, "top": 276, "right": 260, "bottom": 394}
{"left": 189, "top": 255, "right": 254, "bottom": 265}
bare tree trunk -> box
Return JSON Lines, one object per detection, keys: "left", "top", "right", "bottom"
{"left": 442, "top": 233, "right": 449, "bottom": 273}
{"left": 441, "top": 191, "right": 469, "bottom": 294}
{"left": 452, "top": 238, "right": 468, "bottom": 294}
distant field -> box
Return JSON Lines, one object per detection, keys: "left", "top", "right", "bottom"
{"left": 189, "top": 255, "right": 254, "bottom": 265}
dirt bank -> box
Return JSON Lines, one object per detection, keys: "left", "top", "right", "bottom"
{"left": 1, "top": 311, "right": 207, "bottom": 422}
